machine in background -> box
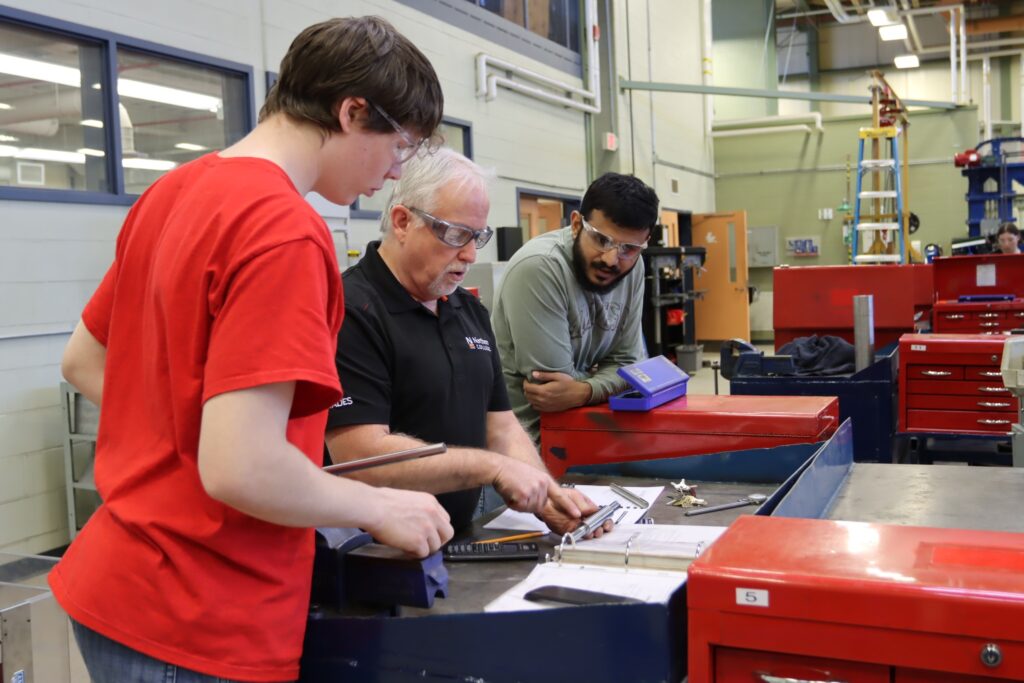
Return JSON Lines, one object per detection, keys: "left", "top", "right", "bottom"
{"left": 642, "top": 214, "right": 706, "bottom": 373}
{"left": 954, "top": 137, "right": 1024, "bottom": 253}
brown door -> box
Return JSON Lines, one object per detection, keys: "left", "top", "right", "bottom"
{"left": 693, "top": 211, "right": 750, "bottom": 341}
{"left": 659, "top": 209, "right": 680, "bottom": 247}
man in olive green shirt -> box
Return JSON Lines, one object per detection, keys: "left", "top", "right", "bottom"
{"left": 492, "top": 173, "right": 659, "bottom": 441}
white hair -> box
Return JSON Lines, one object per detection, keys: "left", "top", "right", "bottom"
{"left": 381, "top": 147, "right": 494, "bottom": 234}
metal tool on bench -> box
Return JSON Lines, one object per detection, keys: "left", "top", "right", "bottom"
{"left": 684, "top": 493, "right": 767, "bottom": 517}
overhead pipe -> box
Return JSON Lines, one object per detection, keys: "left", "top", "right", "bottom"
{"left": 711, "top": 124, "right": 813, "bottom": 138}
{"left": 701, "top": 0, "right": 713, "bottom": 142}
{"left": 960, "top": 7, "right": 967, "bottom": 104}
{"left": 714, "top": 112, "right": 824, "bottom": 133}
{"left": 823, "top": 0, "right": 863, "bottom": 24}
{"left": 898, "top": 0, "right": 923, "bottom": 54}
{"left": 476, "top": 0, "right": 600, "bottom": 114}
{"left": 920, "top": 36, "right": 1024, "bottom": 54}
{"left": 949, "top": 6, "right": 958, "bottom": 104}
{"left": 982, "top": 56, "right": 992, "bottom": 141}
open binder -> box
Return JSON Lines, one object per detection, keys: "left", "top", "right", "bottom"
{"left": 484, "top": 524, "right": 726, "bottom": 612}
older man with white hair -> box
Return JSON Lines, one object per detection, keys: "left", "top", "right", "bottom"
{"left": 325, "top": 148, "right": 602, "bottom": 535}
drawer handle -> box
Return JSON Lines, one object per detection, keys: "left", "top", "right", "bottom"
{"left": 921, "top": 370, "right": 951, "bottom": 376}
{"left": 1016, "top": 312, "right": 1024, "bottom": 318}
{"left": 944, "top": 314, "right": 966, "bottom": 320}
{"left": 979, "top": 370, "right": 1002, "bottom": 377}
{"left": 979, "top": 313, "right": 1000, "bottom": 319}
{"left": 980, "top": 322, "right": 1001, "bottom": 328}
{"left": 980, "top": 386, "right": 1009, "bottom": 393}
{"left": 978, "top": 419, "right": 1011, "bottom": 425}
{"left": 757, "top": 675, "right": 847, "bottom": 683}
{"left": 979, "top": 401, "right": 1011, "bottom": 408}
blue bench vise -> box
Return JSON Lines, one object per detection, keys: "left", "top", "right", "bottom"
{"left": 312, "top": 527, "right": 448, "bottom": 611}
{"left": 719, "top": 339, "right": 796, "bottom": 380}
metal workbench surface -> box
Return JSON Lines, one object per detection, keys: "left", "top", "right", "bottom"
{"left": 406, "top": 474, "right": 779, "bottom": 616}
{"left": 826, "top": 463, "right": 1024, "bottom": 532}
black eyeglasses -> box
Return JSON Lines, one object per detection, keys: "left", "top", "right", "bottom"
{"left": 409, "top": 207, "right": 494, "bottom": 249}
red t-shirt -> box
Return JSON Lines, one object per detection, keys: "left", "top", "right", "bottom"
{"left": 49, "top": 154, "right": 343, "bottom": 682}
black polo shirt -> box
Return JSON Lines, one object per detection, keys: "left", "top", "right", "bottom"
{"left": 326, "top": 241, "right": 511, "bottom": 530}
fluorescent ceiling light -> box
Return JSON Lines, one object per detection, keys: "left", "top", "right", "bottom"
{"left": 118, "top": 78, "right": 221, "bottom": 112}
{"left": 0, "top": 102, "right": 12, "bottom": 110}
{"left": 879, "top": 23, "right": 908, "bottom": 41}
{"left": 0, "top": 53, "right": 79, "bottom": 87}
{"left": 122, "top": 158, "right": 177, "bottom": 171}
{"left": 868, "top": 8, "right": 897, "bottom": 26}
{"left": 0, "top": 52, "right": 222, "bottom": 111}
{"left": 0, "top": 145, "right": 86, "bottom": 164}
{"left": 0, "top": 144, "right": 174, "bottom": 170}
{"left": 175, "top": 142, "right": 207, "bottom": 151}
{"left": 80, "top": 119, "right": 104, "bottom": 128}
{"left": 894, "top": 54, "right": 920, "bottom": 69}
{"left": 76, "top": 147, "right": 105, "bottom": 157}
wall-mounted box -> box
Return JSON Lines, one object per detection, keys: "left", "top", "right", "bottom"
{"left": 747, "top": 225, "right": 778, "bottom": 268}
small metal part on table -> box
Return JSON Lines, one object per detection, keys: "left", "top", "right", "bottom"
{"left": 685, "top": 493, "right": 767, "bottom": 517}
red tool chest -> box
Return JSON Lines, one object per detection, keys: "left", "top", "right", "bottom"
{"left": 688, "top": 515, "right": 1024, "bottom": 682}
{"left": 932, "top": 254, "right": 1024, "bottom": 334}
{"left": 899, "top": 333, "right": 1016, "bottom": 435}
{"left": 539, "top": 395, "right": 838, "bottom": 477}
{"left": 773, "top": 264, "right": 933, "bottom": 350}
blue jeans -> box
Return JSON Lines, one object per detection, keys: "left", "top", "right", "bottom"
{"left": 72, "top": 619, "right": 292, "bottom": 683}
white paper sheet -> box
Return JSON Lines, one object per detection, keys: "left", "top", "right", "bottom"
{"left": 483, "top": 561, "right": 686, "bottom": 612}
{"left": 482, "top": 485, "right": 664, "bottom": 532}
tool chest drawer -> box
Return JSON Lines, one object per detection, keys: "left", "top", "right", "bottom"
{"left": 907, "top": 409, "right": 1013, "bottom": 433}
{"left": 907, "top": 394, "right": 1016, "bottom": 412}
{"left": 899, "top": 333, "right": 1016, "bottom": 435}
{"left": 714, "top": 647, "right": 890, "bottom": 682}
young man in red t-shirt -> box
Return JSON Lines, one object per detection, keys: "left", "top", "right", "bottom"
{"left": 50, "top": 17, "right": 453, "bottom": 683}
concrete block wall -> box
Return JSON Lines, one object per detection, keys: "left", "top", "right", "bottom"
{"left": 0, "top": 0, "right": 713, "bottom": 551}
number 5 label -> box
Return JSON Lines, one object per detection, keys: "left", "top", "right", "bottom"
{"left": 735, "top": 587, "right": 769, "bottom": 607}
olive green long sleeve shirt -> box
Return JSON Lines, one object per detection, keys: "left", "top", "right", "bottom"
{"left": 491, "top": 227, "right": 647, "bottom": 441}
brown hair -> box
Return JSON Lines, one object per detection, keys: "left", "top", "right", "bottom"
{"left": 260, "top": 16, "right": 443, "bottom": 140}
{"left": 997, "top": 222, "right": 1020, "bottom": 238}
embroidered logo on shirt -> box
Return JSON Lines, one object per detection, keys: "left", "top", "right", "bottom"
{"left": 331, "top": 396, "right": 354, "bottom": 408}
{"left": 465, "top": 336, "right": 492, "bottom": 352}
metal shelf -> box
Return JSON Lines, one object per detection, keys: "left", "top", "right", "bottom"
{"left": 61, "top": 382, "right": 101, "bottom": 538}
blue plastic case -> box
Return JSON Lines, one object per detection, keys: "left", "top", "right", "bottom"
{"left": 608, "top": 356, "right": 689, "bottom": 412}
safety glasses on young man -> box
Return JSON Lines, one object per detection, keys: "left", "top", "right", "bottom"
{"left": 367, "top": 100, "right": 426, "bottom": 164}
{"left": 410, "top": 207, "right": 494, "bottom": 249}
{"left": 580, "top": 217, "right": 648, "bottom": 259}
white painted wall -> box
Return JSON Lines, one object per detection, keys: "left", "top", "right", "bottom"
{"left": 0, "top": 0, "right": 714, "bottom": 551}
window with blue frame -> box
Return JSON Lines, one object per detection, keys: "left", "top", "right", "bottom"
{"left": 0, "top": 21, "right": 111, "bottom": 192}
{"left": 116, "top": 48, "right": 249, "bottom": 194}
{"left": 0, "top": 9, "right": 252, "bottom": 202}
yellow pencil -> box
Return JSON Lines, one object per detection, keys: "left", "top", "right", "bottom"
{"left": 470, "top": 530, "right": 546, "bottom": 545}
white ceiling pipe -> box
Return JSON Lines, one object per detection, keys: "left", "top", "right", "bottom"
{"left": 702, "top": 0, "right": 714, "bottom": 144}
{"left": 920, "top": 37, "right": 1024, "bottom": 55}
{"left": 475, "top": 0, "right": 600, "bottom": 114}
{"left": 823, "top": 0, "right": 864, "bottom": 24}
{"left": 712, "top": 124, "right": 813, "bottom": 138}
{"left": 960, "top": 7, "right": 967, "bottom": 105}
{"left": 983, "top": 56, "right": 992, "bottom": 140}
{"left": 714, "top": 112, "right": 823, "bottom": 133}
